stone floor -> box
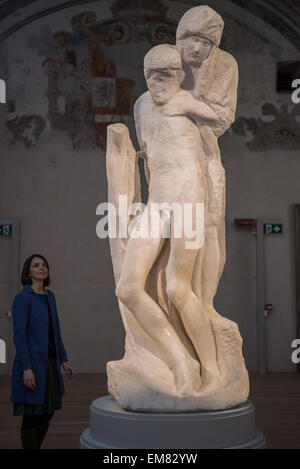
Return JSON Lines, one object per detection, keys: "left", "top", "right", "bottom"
{"left": 0, "top": 372, "right": 299, "bottom": 449}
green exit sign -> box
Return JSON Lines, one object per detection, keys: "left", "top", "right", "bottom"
{"left": 264, "top": 223, "right": 283, "bottom": 234}
{"left": 0, "top": 224, "right": 11, "bottom": 236}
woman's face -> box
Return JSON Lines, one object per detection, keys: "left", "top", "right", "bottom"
{"left": 29, "top": 257, "right": 49, "bottom": 282}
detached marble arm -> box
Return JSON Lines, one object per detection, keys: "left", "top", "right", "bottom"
{"left": 137, "top": 151, "right": 150, "bottom": 185}
{"left": 137, "top": 150, "right": 150, "bottom": 186}
{"left": 134, "top": 97, "right": 151, "bottom": 186}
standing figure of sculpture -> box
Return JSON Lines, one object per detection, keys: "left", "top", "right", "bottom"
{"left": 175, "top": 5, "right": 239, "bottom": 321}
{"left": 117, "top": 43, "right": 223, "bottom": 390}
{"left": 106, "top": 5, "right": 249, "bottom": 412}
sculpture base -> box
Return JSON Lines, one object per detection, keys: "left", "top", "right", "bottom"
{"left": 80, "top": 395, "right": 265, "bottom": 449}
{"left": 107, "top": 316, "right": 250, "bottom": 412}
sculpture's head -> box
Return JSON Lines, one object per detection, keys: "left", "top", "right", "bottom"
{"left": 176, "top": 5, "right": 224, "bottom": 67}
{"left": 144, "top": 44, "right": 183, "bottom": 105}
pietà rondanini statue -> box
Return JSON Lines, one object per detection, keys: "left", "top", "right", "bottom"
{"left": 105, "top": 5, "right": 249, "bottom": 412}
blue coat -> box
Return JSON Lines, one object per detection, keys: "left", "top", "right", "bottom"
{"left": 10, "top": 285, "right": 68, "bottom": 405}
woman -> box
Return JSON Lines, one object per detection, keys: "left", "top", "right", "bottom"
{"left": 10, "top": 254, "right": 74, "bottom": 449}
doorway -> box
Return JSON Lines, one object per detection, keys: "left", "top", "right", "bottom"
{"left": 0, "top": 220, "right": 19, "bottom": 375}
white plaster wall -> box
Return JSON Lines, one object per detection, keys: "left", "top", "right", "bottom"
{"left": 0, "top": 0, "right": 299, "bottom": 374}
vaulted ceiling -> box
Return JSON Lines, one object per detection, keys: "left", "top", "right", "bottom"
{"left": 0, "top": 0, "right": 300, "bottom": 49}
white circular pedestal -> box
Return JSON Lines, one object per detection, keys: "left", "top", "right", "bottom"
{"left": 80, "top": 395, "right": 265, "bottom": 449}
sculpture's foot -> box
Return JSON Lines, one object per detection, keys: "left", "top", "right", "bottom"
{"left": 173, "top": 359, "right": 202, "bottom": 395}
{"left": 200, "top": 367, "right": 222, "bottom": 391}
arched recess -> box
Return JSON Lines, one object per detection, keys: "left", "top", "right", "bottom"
{"left": 0, "top": 0, "right": 299, "bottom": 53}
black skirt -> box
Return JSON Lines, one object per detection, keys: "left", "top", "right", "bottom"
{"left": 13, "top": 357, "right": 62, "bottom": 416}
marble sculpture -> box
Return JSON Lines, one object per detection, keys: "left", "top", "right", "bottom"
{"left": 105, "top": 5, "right": 249, "bottom": 412}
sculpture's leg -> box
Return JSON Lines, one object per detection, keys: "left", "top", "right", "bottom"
{"left": 165, "top": 233, "right": 221, "bottom": 386}
{"left": 115, "top": 209, "right": 201, "bottom": 394}
{"left": 201, "top": 225, "right": 223, "bottom": 320}
{"left": 201, "top": 155, "right": 226, "bottom": 319}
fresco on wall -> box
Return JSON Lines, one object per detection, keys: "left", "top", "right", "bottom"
{"left": 59, "top": 0, "right": 177, "bottom": 46}
{"left": 232, "top": 103, "right": 300, "bottom": 151}
{"left": 6, "top": 100, "right": 46, "bottom": 148}
{"left": 13, "top": 0, "right": 177, "bottom": 150}
{"left": 43, "top": 46, "right": 136, "bottom": 150}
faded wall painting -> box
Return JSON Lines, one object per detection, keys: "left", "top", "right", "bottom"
{"left": 232, "top": 103, "right": 300, "bottom": 151}
{"left": 7, "top": 0, "right": 177, "bottom": 149}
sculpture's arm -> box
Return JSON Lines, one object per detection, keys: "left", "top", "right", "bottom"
{"left": 199, "top": 54, "right": 239, "bottom": 137}
{"left": 163, "top": 89, "right": 219, "bottom": 126}
{"left": 137, "top": 150, "right": 150, "bottom": 185}
{"left": 143, "top": 158, "right": 150, "bottom": 185}
{"left": 176, "top": 50, "right": 239, "bottom": 137}
{"left": 181, "top": 92, "right": 219, "bottom": 125}
{"left": 134, "top": 95, "right": 150, "bottom": 186}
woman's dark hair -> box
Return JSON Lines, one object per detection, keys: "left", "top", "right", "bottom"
{"left": 21, "top": 254, "right": 50, "bottom": 287}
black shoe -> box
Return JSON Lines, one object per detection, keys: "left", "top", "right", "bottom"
{"left": 20, "top": 428, "right": 38, "bottom": 449}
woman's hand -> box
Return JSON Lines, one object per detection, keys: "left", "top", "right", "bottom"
{"left": 62, "top": 361, "right": 75, "bottom": 379}
{"left": 23, "top": 369, "right": 36, "bottom": 390}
